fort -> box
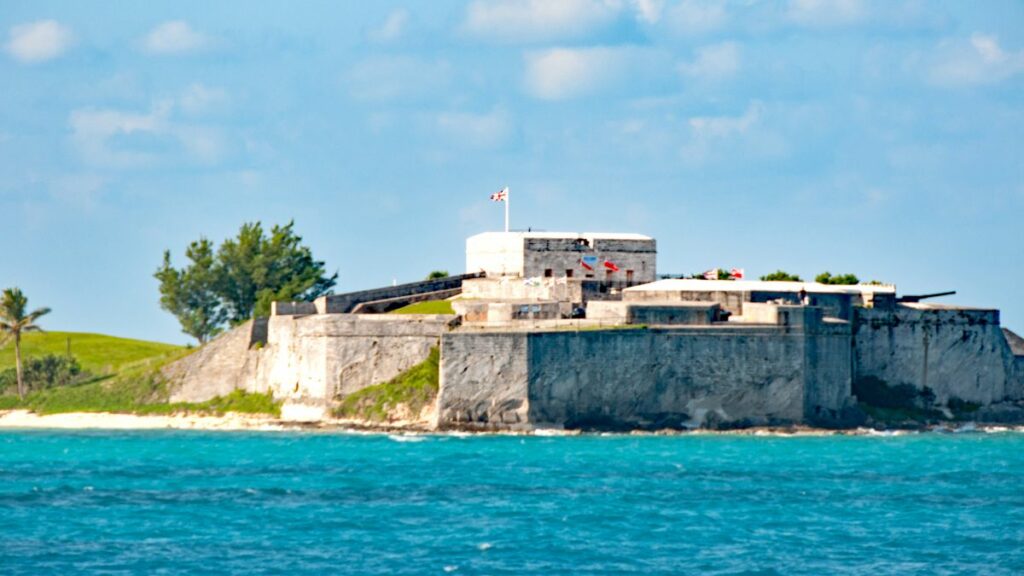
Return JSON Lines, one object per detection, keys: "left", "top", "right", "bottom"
{"left": 164, "top": 230, "right": 1024, "bottom": 430}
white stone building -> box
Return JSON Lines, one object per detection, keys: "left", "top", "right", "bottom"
{"left": 465, "top": 231, "right": 656, "bottom": 284}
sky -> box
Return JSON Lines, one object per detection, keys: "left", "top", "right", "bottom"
{"left": 1, "top": 0, "right": 1022, "bottom": 345}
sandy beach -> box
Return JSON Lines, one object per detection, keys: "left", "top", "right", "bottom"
{"left": 0, "top": 410, "right": 294, "bottom": 431}
{"left": 2, "top": 409, "right": 1021, "bottom": 436}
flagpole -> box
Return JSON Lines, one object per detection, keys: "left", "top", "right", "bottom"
{"left": 504, "top": 186, "right": 510, "bottom": 232}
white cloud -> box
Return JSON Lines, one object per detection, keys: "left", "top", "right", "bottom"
{"left": 436, "top": 108, "right": 512, "bottom": 148}
{"left": 630, "top": 0, "right": 664, "bottom": 24}
{"left": 786, "top": 0, "right": 865, "bottom": 27}
{"left": 681, "top": 101, "right": 781, "bottom": 165}
{"left": 69, "top": 98, "right": 225, "bottom": 168}
{"left": 368, "top": 9, "right": 409, "bottom": 43}
{"left": 142, "top": 21, "right": 209, "bottom": 55}
{"left": 463, "top": 0, "right": 621, "bottom": 43}
{"left": 677, "top": 41, "right": 740, "bottom": 80}
{"left": 5, "top": 20, "right": 73, "bottom": 63}
{"left": 928, "top": 34, "right": 1024, "bottom": 86}
{"left": 665, "top": 0, "right": 727, "bottom": 35}
{"left": 523, "top": 46, "right": 636, "bottom": 100}
{"left": 688, "top": 101, "right": 763, "bottom": 138}
{"left": 346, "top": 56, "right": 452, "bottom": 101}
{"left": 70, "top": 104, "right": 170, "bottom": 167}
{"left": 178, "top": 83, "right": 228, "bottom": 115}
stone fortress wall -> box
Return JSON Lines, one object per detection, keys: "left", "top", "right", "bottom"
{"left": 162, "top": 230, "right": 1024, "bottom": 429}
{"left": 166, "top": 314, "right": 451, "bottom": 420}
{"left": 437, "top": 307, "right": 852, "bottom": 430}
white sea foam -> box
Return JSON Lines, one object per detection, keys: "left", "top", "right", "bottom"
{"left": 387, "top": 434, "right": 426, "bottom": 443}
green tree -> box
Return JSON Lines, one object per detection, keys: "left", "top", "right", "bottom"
{"left": 0, "top": 288, "right": 51, "bottom": 400}
{"left": 156, "top": 221, "right": 337, "bottom": 342}
{"left": 815, "top": 271, "right": 860, "bottom": 285}
{"left": 218, "top": 221, "right": 337, "bottom": 322}
{"left": 155, "top": 238, "right": 225, "bottom": 344}
{"left": 760, "top": 270, "right": 803, "bottom": 282}
{"left": 426, "top": 270, "right": 449, "bottom": 280}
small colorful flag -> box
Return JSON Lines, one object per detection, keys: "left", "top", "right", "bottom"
{"left": 490, "top": 187, "right": 508, "bottom": 202}
{"left": 603, "top": 260, "right": 620, "bottom": 272}
{"left": 580, "top": 255, "right": 598, "bottom": 271}
{"left": 702, "top": 268, "right": 719, "bottom": 280}
{"left": 730, "top": 268, "right": 745, "bottom": 279}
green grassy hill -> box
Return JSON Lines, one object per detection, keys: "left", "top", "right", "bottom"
{"left": 0, "top": 331, "right": 182, "bottom": 374}
{"left": 0, "top": 331, "right": 280, "bottom": 416}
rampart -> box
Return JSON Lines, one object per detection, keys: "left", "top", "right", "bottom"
{"left": 313, "top": 273, "right": 482, "bottom": 314}
{"left": 166, "top": 314, "right": 453, "bottom": 419}
{"left": 436, "top": 308, "right": 852, "bottom": 431}
{"left": 853, "top": 304, "right": 1024, "bottom": 405}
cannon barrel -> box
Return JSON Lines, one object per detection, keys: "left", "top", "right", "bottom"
{"left": 897, "top": 290, "right": 956, "bottom": 303}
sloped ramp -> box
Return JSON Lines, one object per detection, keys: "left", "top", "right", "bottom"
{"left": 1004, "top": 328, "right": 1024, "bottom": 356}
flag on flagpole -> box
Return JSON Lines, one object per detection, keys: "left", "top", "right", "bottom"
{"left": 702, "top": 268, "right": 719, "bottom": 280}
{"left": 490, "top": 187, "right": 508, "bottom": 202}
{"left": 580, "top": 255, "right": 598, "bottom": 271}
{"left": 603, "top": 260, "right": 620, "bottom": 272}
{"left": 729, "top": 268, "right": 745, "bottom": 279}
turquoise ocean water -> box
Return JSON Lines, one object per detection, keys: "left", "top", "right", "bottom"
{"left": 1, "top": 430, "right": 1022, "bottom": 575}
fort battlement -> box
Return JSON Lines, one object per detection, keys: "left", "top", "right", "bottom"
{"left": 162, "top": 229, "right": 1024, "bottom": 429}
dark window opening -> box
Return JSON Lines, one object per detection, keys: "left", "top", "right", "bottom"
{"left": 544, "top": 268, "right": 553, "bottom": 278}
{"left": 565, "top": 269, "right": 574, "bottom": 278}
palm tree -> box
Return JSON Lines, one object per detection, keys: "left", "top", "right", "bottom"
{"left": 0, "top": 288, "right": 51, "bottom": 400}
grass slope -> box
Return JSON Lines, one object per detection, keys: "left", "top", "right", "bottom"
{"left": 335, "top": 347, "right": 439, "bottom": 421}
{"left": 389, "top": 300, "right": 455, "bottom": 315}
{"left": 0, "top": 331, "right": 181, "bottom": 374}
{"left": 0, "top": 331, "right": 280, "bottom": 417}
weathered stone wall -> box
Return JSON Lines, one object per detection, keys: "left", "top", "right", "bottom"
{"left": 437, "top": 316, "right": 852, "bottom": 430}
{"left": 461, "top": 277, "right": 584, "bottom": 304}
{"left": 626, "top": 303, "right": 719, "bottom": 325}
{"left": 436, "top": 332, "right": 530, "bottom": 428}
{"left": 254, "top": 314, "right": 452, "bottom": 402}
{"left": 164, "top": 320, "right": 263, "bottom": 403}
{"left": 804, "top": 320, "right": 855, "bottom": 424}
{"left": 165, "top": 315, "right": 452, "bottom": 413}
{"left": 316, "top": 274, "right": 481, "bottom": 314}
{"left": 522, "top": 237, "right": 656, "bottom": 283}
{"left": 853, "top": 304, "right": 1024, "bottom": 405}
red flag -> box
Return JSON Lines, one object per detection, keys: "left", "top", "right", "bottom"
{"left": 603, "top": 260, "right": 620, "bottom": 272}
{"left": 730, "top": 268, "right": 744, "bottom": 279}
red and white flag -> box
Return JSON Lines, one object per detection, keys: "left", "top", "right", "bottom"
{"left": 730, "top": 268, "right": 745, "bottom": 279}
{"left": 490, "top": 187, "right": 508, "bottom": 202}
{"left": 702, "top": 268, "right": 719, "bottom": 280}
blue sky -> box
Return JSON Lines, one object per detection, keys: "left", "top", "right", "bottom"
{"left": 1, "top": 0, "right": 1022, "bottom": 344}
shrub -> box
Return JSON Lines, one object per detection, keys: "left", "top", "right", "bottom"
{"left": 426, "top": 270, "right": 449, "bottom": 280}
{"left": 336, "top": 348, "right": 439, "bottom": 421}
{"left": 816, "top": 271, "right": 860, "bottom": 285}
{"left": 0, "top": 354, "right": 90, "bottom": 394}
{"left": 760, "top": 270, "right": 803, "bottom": 282}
